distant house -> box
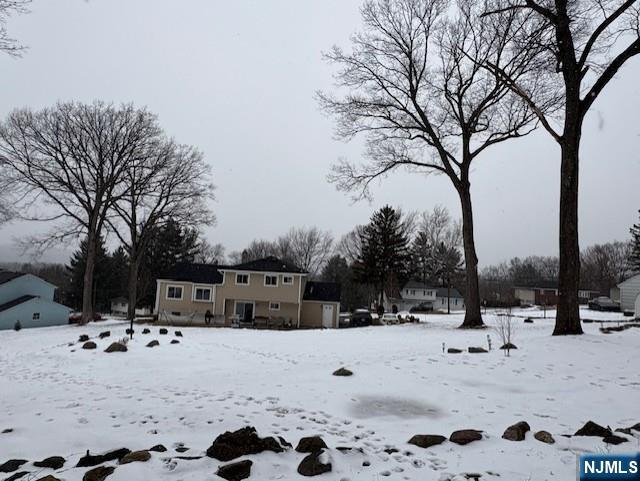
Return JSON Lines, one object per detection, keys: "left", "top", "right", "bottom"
{"left": 154, "top": 256, "right": 341, "bottom": 328}
{"left": 514, "top": 283, "right": 599, "bottom": 306}
{"left": 0, "top": 270, "right": 71, "bottom": 330}
{"left": 110, "top": 297, "right": 152, "bottom": 317}
{"left": 385, "top": 281, "right": 465, "bottom": 312}
{"left": 618, "top": 273, "right": 640, "bottom": 315}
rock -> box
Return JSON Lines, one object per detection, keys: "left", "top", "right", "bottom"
{"left": 34, "top": 456, "right": 65, "bottom": 469}
{"left": 99, "top": 331, "right": 110, "bottom": 339}
{"left": 383, "top": 448, "right": 399, "bottom": 454}
{"left": 449, "top": 430, "right": 483, "bottom": 445}
{"left": 332, "top": 367, "right": 353, "bottom": 376}
{"left": 125, "top": 329, "right": 134, "bottom": 335}
{"left": 82, "top": 466, "right": 115, "bottom": 481}
{"left": 142, "top": 328, "right": 151, "bottom": 334}
{"left": 499, "top": 343, "right": 517, "bottom": 350}
{"left": 362, "top": 461, "right": 371, "bottom": 467}
{"left": 297, "top": 450, "right": 332, "bottom": 477}
{"left": 502, "top": 421, "right": 530, "bottom": 441}
{"left": 408, "top": 434, "right": 446, "bottom": 448}
{"left": 82, "top": 341, "right": 97, "bottom": 350}
{"left": 148, "top": 444, "right": 167, "bottom": 452}
{"left": 175, "top": 447, "right": 189, "bottom": 453}
{"left": 4, "top": 472, "right": 29, "bottom": 481}
{"left": 616, "top": 423, "right": 640, "bottom": 435}
{"left": 534, "top": 431, "right": 555, "bottom": 444}
{"left": 175, "top": 331, "right": 183, "bottom": 337}
{"left": 524, "top": 318, "right": 534, "bottom": 323}
{"left": 34, "top": 477, "right": 61, "bottom": 481}
{"left": 574, "top": 421, "right": 612, "bottom": 437}
{"left": 468, "top": 347, "right": 488, "bottom": 353}
{"left": 296, "top": 436, "right": 328, "bottom": 453}
{"left": 79, "top": 334, "right": 90, "bottom": 342}
{"left": 159, "top": 328, "right": 168, "bottom": 335}
{"left": 464, "top": 473, "right": 482, "bottom": 481}
{"left": 216, "top": 459, "right": 253, "bottom": 481}
{"left": 206, "top": 426, "right": 288, "bottom": 461}
{"left": 171, "top": 339, "right": 180, "bottom": 344}
{"left": 0, "top": 460, "right": 28, "bottom": 473}
{"left": 76, "top": 448, "right": 131, "bottom": 467}
{"left": 146, "top": 340, "right": 159, "bottom": 348}
{"left": 104, "top": 342, "right": 127, "bottom": 353}
{"left": 603, "top": 435, "right": 628, "bottom": 445}
{"left": 447, "top": 348, "right": 463, "bottom": 354}
{"left": 1, "top": 429, "right": 12, "bottom": 434}
{"left": 120, "top": 450, "right": 150, "bottom": 464}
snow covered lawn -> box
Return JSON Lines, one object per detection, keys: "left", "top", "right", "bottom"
{"left": 1, "top": 309, "right": 638, "bottom": 481}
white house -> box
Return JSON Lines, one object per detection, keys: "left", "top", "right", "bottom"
{"left": 385, "top": 281, "right": 465, "bottom": 312}
{"left": 618, "top": 273, "right": 640, "bottom": 316}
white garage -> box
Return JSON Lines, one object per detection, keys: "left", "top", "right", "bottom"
{"left": 618, "top": 273, "right": 640, "bottom": 317}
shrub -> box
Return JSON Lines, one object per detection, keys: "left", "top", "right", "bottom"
{"left": 14, "top": 321, "right": 21, "bottom": 331}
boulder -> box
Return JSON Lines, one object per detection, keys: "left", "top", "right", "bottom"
{"left": 34, "top": 477, "right": 61, "bottom": 481}
{"left": 408, "top": 434, "right": 446, "bottom": 449}
{"left": 4, "top": 472, "right": 29, "bottom": 481}
{"left": 76, "top": 449, "right": 131, "bottom": 467}
{"left": 175, "top": 331, "right": 183, "bottom": 337}
{"left": 82, "top": 466, "right": 115, "bottom": 481}
{"left": 297, "top": 450, "right": 332, "bottom": 477}
{"left": 120, "top": 450, "right": 151, "bottom": 464}
{"left": 0, "top": 460, "right": 28, "bottom": 473}
{"left": 524, "top": 318, "right": 534, "bottom": 323}
{"left": 449, "top": 430, "right": 483, "bottom": 445}
{"left": 206, "top": 426, "right": 288, "bottom": 461}
{"left": 447, "top": 348, "right": 463, "bottom": 354}
{"left": 499, "top": 343, "right": 517, "bottom": 350}
{"left": 616, "top": 423, "right": 640, "bottom": 435}
{"left": 34, "top": 456, "right": 65, "bottom": 469}
{"left": 148, "top": 444, "right": 167, "bottom": 452}
{"left": 502, "top": 421, "right": 530, "bottom": 441}
{"left": 104, "top": 342, "right": 127, "bottom": 353}
{"left": 171, "top": 340, "right": 180, "bottom": 344}
{"left": 534, "top": 431, "right": 555, "bottom": 444}
{"left": 175, "top": 447, "right": 189, "bottom": 453}
{"left": 574, "top": 421, "right": 612, "bottom": 438}
{"left": 82, "top": 342, "right": 97, "bottom": 350}
{"left": 99, "top": 331, "right": 110, "bottom": 339}
{"left": 1, "top": 428, "right": 12, "bottom": 434}
{"left": 603, "top": 435, "right": 628, "bottom": 445}
{"left": 332, "top": 367, "right": 353, "bottom": 376}
{"left": 125, "top": 329, "right": 134, "bottom": 335}
{"left": 159, "top": 328, "right": 168, "bottom": 335}
{"left": 216, "top": 459, "right": 253, "bottom": 481}
{"left": 468, "top": 347, "right": 488, "bottom": 353}
{"left": 142, "top": 328, "right": 151, "bottom": 334}
{"left": 295, "top": 436, "right": 328, "bottom": 453}
{"left": 79, "top": 335, "right": 90, "bottom": 342}
{"left": 146, "top": 340, "right": 159, "bottom": 348}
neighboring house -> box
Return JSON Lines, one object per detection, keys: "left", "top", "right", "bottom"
{"left": 0, "top": 270, "right": 71, "bottom": 330}
{"left": 618, "top": 273, "right": 640, "bottom": 315}
{"left": 385, "top": 281, "right": 465, "bottom": 312}
{"left": 514, "top": 284, "right": 599, "bottom": 306}
{"left": 434, "top": 287, "right": 465, "bottom": 311}
{"left": 110, "top": 297, "right": 152, "bottom": 317}
{"left": 154, "top": 256, "right": 341, "bottom": 328}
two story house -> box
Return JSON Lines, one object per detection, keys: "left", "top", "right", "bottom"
{"left": 385, "top": 280, "right": 465, "bottom": 312}
{"left": 154, "top": 256, "right": 341, "bottom": 328}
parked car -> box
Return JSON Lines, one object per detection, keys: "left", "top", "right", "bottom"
{"left": 410, "top": 302, "right": 433, "bottom": 313}
{"left": 350, "top": 309, "right": 373, "bottom": 327}
{"left": 68, "top": 312, "right": 103, "bottom": 323}
{"left": 381, "top": 312, "right": 400, "bottom": 325}
{"left": 588, "top": 296, "right": 620, "bottom": 312}
{"left": 338, "top": 313, "right": 351, "bottom": 328}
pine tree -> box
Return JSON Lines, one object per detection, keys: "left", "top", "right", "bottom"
{"left": 630, "top": 211, "right": 640, "bottom": 272}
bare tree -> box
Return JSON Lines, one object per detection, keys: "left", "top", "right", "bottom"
{"left": 109, "top": 139, "right": 214, "bottom": 322}
{"left": 279, "top": 227, "right": 334, "bottom": 277}
{"left": 495, "top": 311, "right": 515, "bottom": 356}
{"left": 581, "top": 241, "right": 633, "bottom": 294}
{"left": 239, "top": 239, "right": 279, "bottom": 263}
{"left": 0, "top": 0, "right": 29, "bottom": 57}
{"left": 319, "top": 0, "right": 548, "bottom": 328}
{"left": 195, "top": 240, "right": 225, "bottom": 265}
{"left": 482, "top": 0, "right": 640, "bottom": 334}
{"left": 0, "top": 101, "right": 159, "bottom": 323}
{"left": 338, "top": 226, "right": 367, "bottom": 266}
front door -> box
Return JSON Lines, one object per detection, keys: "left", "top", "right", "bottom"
{"left": 322, "top": 304, "right": 334, "bottom": 328}
{"left": 235, "top": 301, "right": 254, "bottom": 322}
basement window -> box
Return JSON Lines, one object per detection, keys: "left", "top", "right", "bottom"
{"left": 33, "top": 313, "right": 40, "bottom": 320}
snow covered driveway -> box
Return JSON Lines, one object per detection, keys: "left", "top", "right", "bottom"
{"left": 1, "top": 310, "right": 638, "bottom": 480}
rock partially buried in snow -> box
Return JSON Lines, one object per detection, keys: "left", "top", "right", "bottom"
{"left": 142, "top": 328, "right": 151, "bottom": 334}
{"left": 447, "top": 348, "right": 463, "bottom": 354}
{"left": 616, "top": 423, "right": 640, "bottom": 435}
{"left": 574, "top": 421, "right": 612, "bottom": 437}
{"left": 76, "top": 449, "right": 131, "bottom": 467}
{"left": 603, "top": 435, "right": 628, "bottom": 445}
{"left": 216, "top": 459, "right": 253, "bottom": 481}
{"left": 146, "top": 340, "right": 159, "bottom": 348}
{"left": 104, "top": 342, "right": 127, "bottom": 353}
{"left": 119, "top": 450, "right": 151, "bottom": 464}
{"left": 34, "top": 456, "right": 65, "bottom": 469}
{"left": 297, "top": 450, "right": 332, "bottom": 477}
{"left": 500, "top": 343, "right": 517, "bottom": 350}
{"left": 175, "top": 331, "right": 183, "bottom": 337}
{"left": 34, "top": 477, "right": 61, "bottom": 481}
{"left": 408, "top": 434, "right": 446, "bottom": 448}
{"left": 82, "top": 341, "right": 97, "bottom": 350}
{"left": 206, "top": 426, "right": 289, "bottom": 461}
{"left": 502, "top": 421, "right": 530, "bottom": 441}
{"left": 449, "top": 430, "right": 483, "bottom": 445}
{"left": 78, "top": 335, "right": 89, "bottom": 342}
{"left": 1, "top": 428, "right": 13, "bottom": 434}
{"left": 171, "top": 339, "right": 180, "bottom": 344}
{"left": 296, "top": 436, "right": 328, "bottom": 453}
{"left": 332, "top": 367, "right": 353, "bottom": 376}
{"left": 4, "top": 472, "right": 29, "bottom": 481}
{"left": 468, "top": 347, "right": 488, "bottom": 353}
{"left": 159, "top": 328, "right": 168, "bottom": 335}
{"left": 99, "top": 331, "right": 110, "bottom": 339}
{"left": 148, "top": 444, "right": 167, "bottom": 452}
{"left": 0, "top": 459, "right": 28, "bottom": 473}
{"left": 82, "top": 465, "right": 115, "bottom": 481}
{"left": 534, "top": 431, "right": 555, "bottom": 444}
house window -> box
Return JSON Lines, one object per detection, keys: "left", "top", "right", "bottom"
{"left": 265, "top": 275, "right": 278, "bottom": 287}
{"left": 269, "top": 302, "right": 280, "bottom": 311}
{"left": 236, "top": 273, "right": 249, "bottom": 285}
{"left": 283, "top": 275, "right": 294, "bottom": 285}
{"left": 33, "top": 312, "right": 40, "bottom": 320}
{"left": 194, "top": 287, "right": 212, "bottom": 301}
{"left": 167, "top": 286, "right": 183, "bottom": 300}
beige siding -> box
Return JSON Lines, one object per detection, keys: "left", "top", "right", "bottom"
{"left": 301, "top": 301, "right": 339, "bottom": 328}
{"left": 156, "top": 280, "right": 216, "bottom": 320}
{"left": 217, "top": 271, "right": 303, "bottom": 304}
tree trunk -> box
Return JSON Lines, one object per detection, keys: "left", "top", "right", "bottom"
{"left": 127, "top": 256, "right": 140, "bottom": 322}
{"left": 554, "top": 128, "right": 583, "bottom": 335}
{"left": 447, "top": 281, "right": 451, "bottom": 315}
{"left": 458, "top": 185, "right": 484, "bottom": 328}
{"left": 81, "top": 231, "right": 97, "bottom": 324}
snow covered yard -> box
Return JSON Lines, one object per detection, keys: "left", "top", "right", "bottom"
{"left": 1, "top": 310, "right": 639, "bottom": 481}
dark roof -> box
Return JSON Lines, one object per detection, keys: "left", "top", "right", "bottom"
{"left": 435, "top": 287, "right": 463, "bottom": 299}
{"left": 0, "top": 270, "right": 26, "bottom": 286}
{"left": 403, "top": 280, "right": 438, "bottom": 290}
{"left": 0, "top": 295, "right": 37, "bottom": 313}
{"left": 164, "top": 263, "right": 224, "bottom": 285}
{"left": 303, "top": 281, "right": 341, "bottom": 303}
{"left": 228, "top": 256, "right": 306, "bottom": 274}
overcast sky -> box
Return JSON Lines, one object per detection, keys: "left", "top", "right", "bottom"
{"left": 1, "top": 0, "right": 639, "bottom": 267}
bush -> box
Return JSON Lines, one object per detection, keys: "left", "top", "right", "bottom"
{"left": 14, "top": 321, "right": 21, "bottom": 331}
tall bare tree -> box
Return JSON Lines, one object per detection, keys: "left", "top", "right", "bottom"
{"left": 482, "top": 0, "right": 640, "bottom": 334}
{"left": 0, "top": 0, "right": 29, "bottom": 56}
{"left": 279, "top": 227, "right": 334, "bottom": 277}
{"left": 319, "top": 0, "right": 548, "bottom": 328}
{"left": 0, "top": 101, "right": 159, "bottom": 323}
{"left": 109, "top": 139, "right": 214, "bottom": 321}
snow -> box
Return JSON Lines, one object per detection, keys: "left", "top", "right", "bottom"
{"left": 1, "top": 308, "right": 638, "bottom": 481}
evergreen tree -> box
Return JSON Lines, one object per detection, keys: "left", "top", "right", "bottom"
{"left": 411, "top": 231, "right": 434, "bottom": 285}
{"left": 630, "top": 211, "right": 640, "bottom": 272}
{"left": 355, "top": 206, "right": 411, "bottom": 309}
{"left": 321, "top": 254, "right": 373, "bottom": 312}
